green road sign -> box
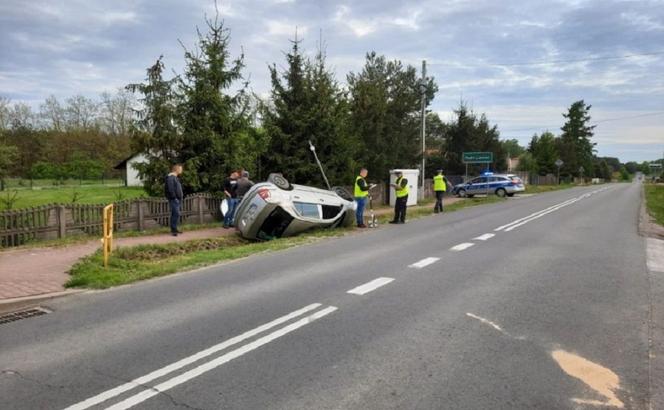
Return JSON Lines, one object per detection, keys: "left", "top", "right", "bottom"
{"left": 462, "top": 152, "right": 493, "bottom": 163}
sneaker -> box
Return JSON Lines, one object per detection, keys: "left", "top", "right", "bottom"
{"left": 398, "top": 220, "right": 405, "bottom": 224}
{"left": 357, "top": 224, "right": 368, "bottom": 228}
{"left": 388, "top": 220, "right": 398, "bottom": 224}
{"left": 171, "top": 232, "right": 178, "bottom": 237}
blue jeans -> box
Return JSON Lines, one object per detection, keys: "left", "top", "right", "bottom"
{"left": 169, "top": 199, "right": 180, "bottom": 233}
{"left": 355, "top": 197, "right": 367, "bottom": 225}
{"left": 223, "top": 198, "right": 239, "bottom": 226}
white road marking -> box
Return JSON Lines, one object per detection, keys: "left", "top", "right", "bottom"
{"left": 450, "top": 243, "right": 474, "bottom": 251}
{"left": 63, "top": 303, "right": 324, "bottom": 410}
{"left": 473, "top": 233, "right": 495, "bottom": 241}
{"left": 409, "top": 257, "right": 440, "bottom": 269}
{"left": 504, "top": 199, "right": 581, "bottom": 232}
{"left": 495, "top": 198, "right": 578, "bottom": 231}
{"left": 495, "top": 187, "right": 609, "bottom": 233}
{"left": 466, "top": 313, "right": 504, "bottom": 332}
{"left": 466, "top": 313, "right": 526, "bottom": 340}
{"left": 105, "top": 306, "right": 338, "bottom": 410}
{"left": 347, "top": 277, "right": 395, "bottom": 295}
{"left": 647, "top": 238, "right": 664, "bottom": 273}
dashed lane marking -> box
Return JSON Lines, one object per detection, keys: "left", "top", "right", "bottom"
{"left": 347, "top": 277, "right": 395, "bottom": 295}
{"left": 450, "top": 243, "right": 474, "bottom": 251}
{"left": 409, "top": 257, "right": 440, "bottom": 269}
{"left": 473, "top": 233, "right": 495, "bottom": 241}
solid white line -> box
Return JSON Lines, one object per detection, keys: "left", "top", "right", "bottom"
{"left": 64, "top": 303, "right": 323, "bottom": 410}
{"left": 494, "top": 198, "right": 578, "bottom": 231}
{"left": 347, "top": 277, "right": 395, "bottom": 295}
{"left": 503, "top": 198, "right": 581, "bottom": 232}
{"left": 105, "top": 306, "right": 338, "bottom": 410}
{"left": 473, "top": 233, "right": 495, "bottom": 241}
{"left": 409, "top": 257, "right": 440, "bottom": 269}
{"left": 450, "top": 243, "right": 474, "bottom": 251}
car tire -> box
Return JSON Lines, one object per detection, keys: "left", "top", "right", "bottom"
{"left": 331, "top": 186, "right": 353, "bottom": 201}
{"left": 496, "top": 188, "right": 507, "bottom": 197}
{"left": 268, "top": 173, "right": 293, "bottom": 191}
{"left": 458, "top": 189, "right": 467, "bottom": 198}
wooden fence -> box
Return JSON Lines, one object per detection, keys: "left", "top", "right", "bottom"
{"left": 0, "top": 194, "right": 222, "bottom": 248}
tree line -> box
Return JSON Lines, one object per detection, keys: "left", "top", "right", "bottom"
{"left": 0, "top": 91, "right": 133, "bottom": 186}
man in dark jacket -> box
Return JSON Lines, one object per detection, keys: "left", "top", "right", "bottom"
{"left": 235, "top": 170, "right": 254, "bottom": 200}
{"left": 165, "top": 164, "right": 184, "bottom": 236}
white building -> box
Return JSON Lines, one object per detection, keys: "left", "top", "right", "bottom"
{"left": 114, "top": 153, "right": 147, "bottom": 187}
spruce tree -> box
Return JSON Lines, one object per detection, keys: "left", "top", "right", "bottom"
{"left": 262, "top": 39, "right": 356, "bottom": 186}
{"left": 177, "top": 14, "right": 251, "bottom": 193}
{"left": 559, "top": 100, "right": 596, "bottom": 177}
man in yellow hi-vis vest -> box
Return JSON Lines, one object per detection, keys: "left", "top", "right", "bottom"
{"left": 433, "top": 169, "right": 448, "bottom": 213}
{"left": 389, "top": 171, "right": 409, "bottom": 224}
{"left": 354, "top": 168, "right": 370, "bottom": 228}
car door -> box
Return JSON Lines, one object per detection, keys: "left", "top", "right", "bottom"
{"left": 467, "top": 177, "right": 484, "bottom": 193}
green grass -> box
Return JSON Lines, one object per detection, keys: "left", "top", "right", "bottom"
{"left": 645, "top": 184, "right": 664, "bottom": 226}
{"left": 66, "top": 228, "right": 352, "bottom": 289}
{"left": 0, "top": 186, "right": 147, "bottom": 210}
{"left": 5, "top": 178, "right": 125, "bottom": 189}
{"left": 524, "top": 183, "right": 575, "bottom": 194}
{"left": 66, "top": 194, "right": 513, "bottom": 289}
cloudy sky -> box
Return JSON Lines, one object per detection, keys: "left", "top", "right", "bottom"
{"left": 1, "top": 0, "right": 663, "bottom": 162}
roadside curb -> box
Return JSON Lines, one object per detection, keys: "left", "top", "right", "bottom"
{"left": 0, "top": 289, "right": 85, "bottom": 315}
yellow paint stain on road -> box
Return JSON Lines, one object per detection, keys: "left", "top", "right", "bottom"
{"left": 551, "top": 349, "right": 624, "bottom": 408}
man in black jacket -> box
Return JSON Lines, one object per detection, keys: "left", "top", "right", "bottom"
{"left": 165, "top": 164, "right": 184, "bottom": 236}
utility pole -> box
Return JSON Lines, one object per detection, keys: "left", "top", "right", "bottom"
{"left": 420, "top": 60, "right": 427, "bottom": 200}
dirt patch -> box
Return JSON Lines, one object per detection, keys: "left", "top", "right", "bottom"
{"left": 551, "top": 349, "right": 624, "bottom": 408}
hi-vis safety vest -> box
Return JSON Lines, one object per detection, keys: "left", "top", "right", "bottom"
{"left": 433, "top": 174, "right": 446, "bottom": 192}
{"left": 395, "top": 176, "right": 409, "bottom": 198}
{"left": 354, "top": 176, "right": 368, "bottom": 198}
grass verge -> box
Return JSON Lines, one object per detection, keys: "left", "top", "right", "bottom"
{"left": 67, "top": 195, "right": 509, "bottom": 289}
{"left": 645, "top": 184, "right": 664, "bottom": 226}
{"left": 66, "top": 228, "right": 352, "bottom": 289}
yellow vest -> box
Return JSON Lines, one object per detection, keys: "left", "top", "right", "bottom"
{"left": 395, "top": 176, "right": 409, "bottom": 198}
{"left": 433, "top": 174, "right": 446, "bottom": 191}
{"left": 354, "top": 176, "right": 368, "bottom": 198}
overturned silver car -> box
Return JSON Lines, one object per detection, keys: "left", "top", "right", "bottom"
{"left": 233, "top": 174, "right": 356, "bottom": 240}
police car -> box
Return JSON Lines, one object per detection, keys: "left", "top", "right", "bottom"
{"left": 453, "top": 173, "right": 525, "bottom": 198}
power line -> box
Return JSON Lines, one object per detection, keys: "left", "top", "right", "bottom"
{"left": 427, "top": 50, "right": 664, "bottom": 68}
{"left": 500, "top": 111, "right": 664, "bottom": 133}
{"left": 594, "top": 111, "right": 664, "bottom": 123}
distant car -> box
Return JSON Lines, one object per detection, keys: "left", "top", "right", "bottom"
{"left": 233, "top": 174, "right": 355, "bottom": 240}
{"left": 453, "top": 173, "right": 525, "bottom": 198}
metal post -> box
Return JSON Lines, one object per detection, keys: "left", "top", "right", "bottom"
{"left": 420, "top": 60, "right": 427, "bottom": 200}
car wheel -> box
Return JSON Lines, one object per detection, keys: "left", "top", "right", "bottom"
{"left": 496, "top": 188, "right": 507, "bottom": 197}
{"left": 458, "top": 189, "right": 467, "bottom": 198}
{"left": 268, "top": 173, "right": 293, "bottom": 191}
{"left": 331, "top": 186, "right": 353, "bottom": 201}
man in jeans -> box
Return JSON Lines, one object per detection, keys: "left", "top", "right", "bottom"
{"left": 354, "top": 168, "right": 369, "bottom": 228}
{"left": 223, "top": 170, "right": 239, "bottom": 228}
{"left": 165, "top": 164, "right": 184, "bottom": 236}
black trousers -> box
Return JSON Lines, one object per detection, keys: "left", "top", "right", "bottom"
{"left": 393, "top": 195, "right": 408, "bottom": 222}
{"left": 434, "top": 191, "right": 445, "bottom": 212}
{"left": 169, "top": 199, "right": 180, "bottom": 233}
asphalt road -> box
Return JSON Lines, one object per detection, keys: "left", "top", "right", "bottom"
{"left": 0, "top": 182, "right": 655, "bottom": 409}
